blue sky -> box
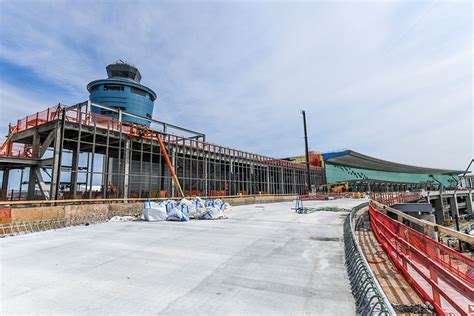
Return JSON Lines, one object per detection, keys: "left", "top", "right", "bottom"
{"left": 0, "top": 0, "right": 472, "bottom": 170}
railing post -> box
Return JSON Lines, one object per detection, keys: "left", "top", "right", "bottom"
{"left": 76, "top": 103, "right": 80, "bottom": 122}
{"left": 86, "top": 100, "right": 91, "bottom": 125}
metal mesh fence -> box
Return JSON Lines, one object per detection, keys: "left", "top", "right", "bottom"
{"left": 344, "top": 202, "right": 395, "bottom": 315}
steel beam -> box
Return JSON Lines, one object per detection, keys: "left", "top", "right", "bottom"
{"left": 49, "top": 121, "right": 62, "bottom": 200}
{"left": 433, "top": 198, "right": 444, "bottom": 224}
{"left": 35, "top": 168, "right": 49, "bottom": 199}
{"left": 1, "top": 168, "right": 10, "bottom": 200}
{"left": 70, "top": 148, "right": 79, "bottom": 199}
{"left": 466, "top": 191, "right": 473, "bottom": 215}
{"left": 39, "top": 129, "right": 56, "bottom": 158}
{"left": 123, "top": 139, "right": 130, "bottom": 198}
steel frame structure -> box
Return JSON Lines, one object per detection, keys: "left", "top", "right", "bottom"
{"left": 1, "top": 101, "right": 323, "bottom": 200}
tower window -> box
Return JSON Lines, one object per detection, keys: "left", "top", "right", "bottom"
{"left": 111, "top": 70, "right": 136, "bottom": 80}
{"left": 101, "top": 107, "right": 126, "bottom": 115}
{"left": 131, "top": 87, "right": 146, "bottom": 96}
{"left": 90, "top": 85, "right": 99, "bottom": 92}
{"left": 104, "top": 85, "right": 124, "bottom": 91}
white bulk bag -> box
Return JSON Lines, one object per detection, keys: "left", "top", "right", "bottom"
{"left": 143, "top": 201, "right": 168, "bottom": 221}
{"left": 196, "top": 206, "right": 225, "bottom": 220}
{"left": 167, "top": 203, "right": 189, "bottom": 222}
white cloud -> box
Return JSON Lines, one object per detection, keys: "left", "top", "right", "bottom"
{"left": 0, "top": 1, "right": 471, "bottom": 169}
{"left": 0, "top": 82, "right": 57, "bottom": 137}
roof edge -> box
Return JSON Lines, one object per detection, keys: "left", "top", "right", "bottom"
{"left": 324, "top": 149, "right": 462, "bottom": 175}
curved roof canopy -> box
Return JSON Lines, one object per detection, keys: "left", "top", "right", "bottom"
{"left": 322, "top": 150, "right": 462, "bottom": 175}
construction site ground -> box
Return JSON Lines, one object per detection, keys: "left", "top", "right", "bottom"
{"left": 1, "top": 199, "right": 365, "bottom": 315}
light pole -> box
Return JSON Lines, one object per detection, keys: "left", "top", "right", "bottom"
{"left": 301, "top": 110, "right": 311, "bottom": 194}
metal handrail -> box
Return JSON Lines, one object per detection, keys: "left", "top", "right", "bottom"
{"left": 344, "top": 202, "right": 395, "bottom": 315}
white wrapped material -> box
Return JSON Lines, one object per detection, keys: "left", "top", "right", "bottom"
{"left": 143, "top": 201, "right": 168, "bottom": 221}
{"left": 195, "top": 197, "right": 206, "bottom": 208}
{"left": 166, "top": 203, "right": 189, "bottom": 222}
{"left": 142, "top": 198, "right": 228, "bottom": 222}
{"left": 195, "top": 206, "right": 226, "bottom": 220}
{"left": 179, "top": 198, "right": 198, "bottom": 218}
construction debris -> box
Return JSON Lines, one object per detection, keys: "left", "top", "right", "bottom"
{"left": 109, "top": 216, "right": 138, "bottom": 222}
{"left": 392, "top": 303, "right": 434, "bottom": 314}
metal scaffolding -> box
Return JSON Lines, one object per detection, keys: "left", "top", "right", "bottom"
{"left": 0, "top": 102, "right": 324, "bottom": 200}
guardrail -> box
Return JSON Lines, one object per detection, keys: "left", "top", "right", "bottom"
{"left": 369, "top": 201, "right": 474, "bottom": 315}
{"left": 344, "top": 202, "right": 395, "bottom": 315}
{"left": 371, "top": 200, "right": 473, "bottom": 245}
{"left": 369, "top": 192, "right": 421, "bottom": 206}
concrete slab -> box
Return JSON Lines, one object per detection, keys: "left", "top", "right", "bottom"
{"left": 0, "top": 199, "right": 366, "bottom": 315}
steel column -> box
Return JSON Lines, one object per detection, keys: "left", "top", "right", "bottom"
{"left": 1, "top": 168, "right": 10, "bottom": 200}
{"left": 123, "top": 139, "right": 130, "bottom": 198}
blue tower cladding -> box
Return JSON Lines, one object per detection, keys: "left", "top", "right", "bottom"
{"left": 87, "top": 61, "right": 157, "bottom": 127}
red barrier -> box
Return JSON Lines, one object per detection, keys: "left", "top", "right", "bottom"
{"left": 369, "top": 203, "right": 474, "bottom": 315}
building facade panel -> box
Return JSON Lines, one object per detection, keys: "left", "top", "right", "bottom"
{"left": 325, "top": 163, "right": 455, "bottom": 187}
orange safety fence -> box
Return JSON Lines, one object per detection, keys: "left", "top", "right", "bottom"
{"left": 0, "top": 141, "right": 40, "bottom": 159}
{"left": 369, "top": 202, "right": 474, "bottom": 316}
{"left": 15, "top": 105, "right": 61, "bottom": 133}
{"left": 0, "top": 105, "right": 62, "bottom": 158}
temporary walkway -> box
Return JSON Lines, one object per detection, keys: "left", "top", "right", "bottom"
{"left": 0, "top": 199, "right": 363, "bottom": 315}
{"left": 357, "top": 229, "right": 431, "bottom": 315}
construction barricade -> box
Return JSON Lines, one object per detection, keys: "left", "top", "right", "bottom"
{"left": 369, "top": 202, "right": 473, "bottom": 315}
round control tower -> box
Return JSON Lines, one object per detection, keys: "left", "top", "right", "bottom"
{"left": 87, "top": 61, "right": 157, "bottom": 127}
